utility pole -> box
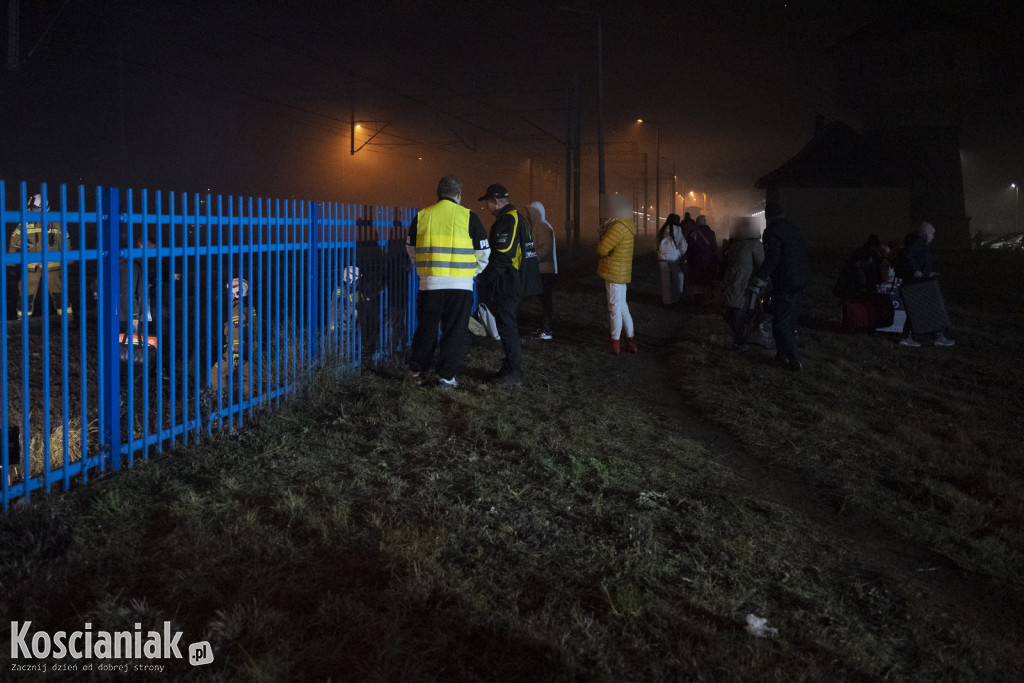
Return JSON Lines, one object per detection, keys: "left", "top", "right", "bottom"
{"left": 7, "top": 0, "right": 18, "bottom": 71}
{"left": 528, "top": 158, "right": 534, "bottom": 202}
{"left": 572, "top": 71, "right": 581, "bottom": 253}
{"left": 596, "top": 11, "right": 606, "bottom": 225}
{"left": 565, "top": 76, "right": 573, "bottom": 254}
{"left": 642, "top": 152, "right": 649, "bottom": 233}
{"left": 672, "top": 164, "right": 676, "bottom": 215}
{"left": 653, "top": 126, "right": 660, "bottom": 235}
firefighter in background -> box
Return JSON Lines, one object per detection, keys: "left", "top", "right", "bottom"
{"left": 7, "top": 194, "right": 73, "bottom": 321}
{"left": 328, "top": 265, "right": 361, "bottom": 333}
{"left": 210, "top": 277, "right": 256, "bottom": 401}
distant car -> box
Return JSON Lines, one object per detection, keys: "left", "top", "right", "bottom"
{"left": 982, "top": 232, "right": 1023, "bottom": 250}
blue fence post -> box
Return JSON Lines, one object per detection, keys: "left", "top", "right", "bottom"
{"left": 100, "top": 187, "right": 122, "bottom": 471}
{"left": 308, "top": 201, "right": 321, "bottom": 364}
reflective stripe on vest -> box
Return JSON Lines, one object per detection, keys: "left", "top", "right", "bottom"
{"left": 495, "top": 209, "right": 523, "bottom": 270}
{"left": 14, "top": 223, "right": 65, "bottom": 238}
{"left": 414, "top": 201, "right": 477, "bottom": 278}
{"left": 10, "top": 223, "right": 68, "bottom": 268}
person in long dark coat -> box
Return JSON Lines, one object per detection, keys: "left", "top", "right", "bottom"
{"left": 749, "top": 203, "right": 810, "bottom": 370}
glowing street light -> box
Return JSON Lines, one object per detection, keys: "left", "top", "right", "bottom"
{"left": 1012, "top": 183, "right": 1019, "bottom": 232}
{"left": 636, "top": 118, "right": 661, "bottom": 228}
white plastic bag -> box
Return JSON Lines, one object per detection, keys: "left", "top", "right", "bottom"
{"left": 744, "top": 613, "right": 779, "bottom": 638}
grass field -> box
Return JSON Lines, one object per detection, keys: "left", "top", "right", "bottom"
{"left": 1, "top": 244, "right": 1022, "bottom": 681}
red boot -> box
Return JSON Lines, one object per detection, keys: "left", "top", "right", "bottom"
{"left": 608, "top": 338, "right": 620, "bottom": 355}
{"left": 623, "top": 337, "right": 638, "bottom": 354}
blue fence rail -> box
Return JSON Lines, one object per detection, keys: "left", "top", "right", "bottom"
{"left": 1, "top": 181, "right": 418, "bottom": 510}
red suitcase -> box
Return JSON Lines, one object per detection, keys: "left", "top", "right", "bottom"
{"left": 841, "top": 294, "right": 895, "bottom": 332}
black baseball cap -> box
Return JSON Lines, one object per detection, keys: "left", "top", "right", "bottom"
{"left": 478, "top": 184, "right": 510, "bottom": 201}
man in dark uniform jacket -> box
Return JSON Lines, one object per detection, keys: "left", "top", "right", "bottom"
{"left": 750, "top": 202, "right": 811, "bottom": 371}
{"left": 478, "top": 183, "right": 525, "bottom": 385}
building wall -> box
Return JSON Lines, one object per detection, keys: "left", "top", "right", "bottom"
{"left": 777, "top": 187, "right": 911, "bottom": 248}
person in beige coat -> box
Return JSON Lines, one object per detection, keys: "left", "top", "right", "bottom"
{"left": 721, "top": 217, "right": 764, "bottom": 348}
{"left": 596, "top": 195, "right": 637, "bottom": 354}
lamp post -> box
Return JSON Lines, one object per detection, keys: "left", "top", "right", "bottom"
{"left": 672, "top": 169, "right": 677, "bottom": 215}
{"left": 655, "top": 125, "right": 660, "bottom": 228}
{"left": 1013, "top": 183, "right": 1019, "bottom": 233}
{"left": 636, "top": 119, "right": 661, "bottom": 233}
{"left": 562, "top": 6, "right": 606, "bottom": 224}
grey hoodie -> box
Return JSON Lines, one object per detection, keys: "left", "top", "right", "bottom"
{"left": 525, "top": 202, "right": 557, "bottom": 275}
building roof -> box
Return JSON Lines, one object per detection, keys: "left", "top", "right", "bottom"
{"left": 755, "top": 119, "right": 923, "bottom": 190}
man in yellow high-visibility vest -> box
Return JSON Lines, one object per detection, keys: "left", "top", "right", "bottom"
{"left": 405, "top": 175, "right": 490, "bottom": 390}
{"left": 7, "top": 194, "right": 73, "bottom": 321}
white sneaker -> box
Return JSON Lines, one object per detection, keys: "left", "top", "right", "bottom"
{"left": 537, "top": 331, "right": 553, "bottom": 340}
{"left": 438, "top": 377, "right": 458, "bottom": 390}
{"left": 899, "top": 337, "right": 922, "bottom": 347}
{"left": 934, "top": 335, "right": 955, "bottom": 347}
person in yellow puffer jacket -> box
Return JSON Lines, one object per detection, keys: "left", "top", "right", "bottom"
{"left": 596, "top": 194, "right": 637, "bottom": 354}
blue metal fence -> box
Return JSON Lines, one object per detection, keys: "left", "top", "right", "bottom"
{"left": 1, "top": 181, "right": 417, "bottom": 510}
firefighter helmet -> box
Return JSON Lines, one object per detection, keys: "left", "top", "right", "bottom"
{"left": 27, "top": 194, "right": 49, "bottom": 211}
{"left": 228, "top": 278, "right": 249, "bottom": 299}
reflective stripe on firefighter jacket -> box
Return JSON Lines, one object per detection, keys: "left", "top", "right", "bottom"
{"left": 8, "top": 222, "right": 69, "bottom": 270}
{"left": 413, "top": 201, "right": 478, "bottom": 279}
{"left": 222, "top": 299, "right": 256, "bottom": 357}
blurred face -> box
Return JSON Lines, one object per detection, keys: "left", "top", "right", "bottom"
{"left": 924, "top": 226, "right": 936, "bottom": 243}
{"left": 485, "top": 198, "right": 507, "bottom": 216}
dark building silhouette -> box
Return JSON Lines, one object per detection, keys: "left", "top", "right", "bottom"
{"left": 758, "top": 7, "right": 984, "bottom": 248}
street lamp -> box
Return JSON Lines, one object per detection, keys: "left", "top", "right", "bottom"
{"left": 636, "top": 118, "right": 664, "bottom": 231}
{"left": 1013, "top": 183, "right": 1019, "bottom": 233}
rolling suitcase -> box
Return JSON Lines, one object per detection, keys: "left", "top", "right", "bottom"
{"left": 900, "top": 278, "right": 950, "bottom": 335}
{"left": 841, "top": 293, "right": 895, "bottom": 332}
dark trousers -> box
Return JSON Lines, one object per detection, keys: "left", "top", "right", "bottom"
{"left": 409, "top": 288, "right": 474, "bottom": 380}
{"left": 493, "top": 291, "right": 522, "bottom": 374}
{"left": 537, "top": 273, "right": 555, "bottom": 334}
{"left": 772, "top": 286, "right": 805, "bottom": 363}
{"left": 723, "top": 306, "right": 746, "bottom": 345}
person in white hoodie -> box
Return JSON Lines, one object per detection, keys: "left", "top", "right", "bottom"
{"left": 524, "top": 201, "right": 558, "bottom": 339}
{"left": 656, "top": 213, "right": 687, "bottom": 305}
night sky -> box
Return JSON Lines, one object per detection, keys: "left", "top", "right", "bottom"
{"left": 2, "top": 0, "right": 1021, "bottom": 235}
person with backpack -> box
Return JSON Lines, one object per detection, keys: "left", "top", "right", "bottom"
{"left": 685, "top": 215, "right": 721, "bottom": 308}
{"left": 478, "top": 183, "right": 527, "bottom": 386}
{"left": 748, "top": 202, "right": 811, "bottom": 371}
{"left": 657, "top": 213, "right": 687, "bottom": 306}
{"left": 597, "top": 194, "right": 638, "bottom": 354}
{"left": 721, "top": 218, "right": 764, "bottom": 348}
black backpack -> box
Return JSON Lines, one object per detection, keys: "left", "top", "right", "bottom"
{"left": 515, "top": 210, "right": 543, "bottom": 298}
